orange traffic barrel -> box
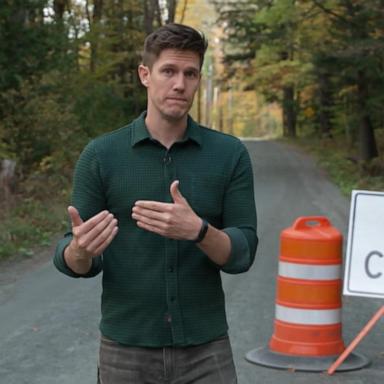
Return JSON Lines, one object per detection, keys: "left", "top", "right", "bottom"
{"left": 246, "top": 216, "right": 369, "bottom": 372}
{"left": 271, "top": 216, "right": 344, "bottom": 356}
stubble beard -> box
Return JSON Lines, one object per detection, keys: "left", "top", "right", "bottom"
{"left": 161, "top": 101, "right": 193, "bottom": 123}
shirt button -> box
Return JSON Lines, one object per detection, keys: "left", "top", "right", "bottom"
{"left": 163, "top": 155, "right": 172, "bottom": 165}
{"left": 170, "top": 296, "right": 176, "bottom": 302}
{"left": 168, "top": 266, "right": 174, "bottom": 273}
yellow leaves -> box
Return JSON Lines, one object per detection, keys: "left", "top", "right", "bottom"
{"left": 303, "top": 106, "right": 316, "bottom": 119}
{"left": 38, "top": 156, "right": 55, "bottom": 173}
{"left": 175, "top": 0, "right": 216, "bottom": 31}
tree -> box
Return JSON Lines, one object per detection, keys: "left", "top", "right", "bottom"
{"left": 212, "top": 0, "right": 307, "bottom": 137}
{"left": 0, "top": 0, "right": 187, "bottom": 180}
{"left": 0, "top": 0, "right": 55, "bottom": 92}
{"left": 212, "top": 0, "right": 384, "bottom": 162}
{"left": 310, "top": 0, "right": 383, "bottom": 161}
{"left": 0, "top": 0, "right": 63, "bottom": 170}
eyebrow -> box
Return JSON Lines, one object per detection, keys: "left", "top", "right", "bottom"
{"left": 159, "top": 63, "right": 200, "bottom": 72}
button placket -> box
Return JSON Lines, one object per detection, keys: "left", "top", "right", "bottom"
{"left": 162, "top": 148, "right": 184, "bottom": 344}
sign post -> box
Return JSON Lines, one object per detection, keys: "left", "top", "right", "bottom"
{"left": 328, "top": 190, "right": 384, "bottom": 375}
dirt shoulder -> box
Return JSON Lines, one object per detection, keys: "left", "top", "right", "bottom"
{"left": 0, "top": 234, "right": 62, "bottom": 287}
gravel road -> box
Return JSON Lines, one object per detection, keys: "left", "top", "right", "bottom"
{"left": 0, "top": 139, "right": 382, "bottom": 384}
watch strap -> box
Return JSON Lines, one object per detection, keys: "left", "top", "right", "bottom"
{"left": 193, "top": 219, "right": 209, "bottom": 243}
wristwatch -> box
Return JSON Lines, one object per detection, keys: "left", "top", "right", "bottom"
{"left": 193, "top": 219, "right": 209, "bottom": 243}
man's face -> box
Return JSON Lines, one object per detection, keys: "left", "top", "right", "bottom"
{"left": 138, "top": 49, "right": 201, "bottom": 122}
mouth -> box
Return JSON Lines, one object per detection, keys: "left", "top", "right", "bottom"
{"left": 166, "top": 97, "right": 188, "bottom": 103}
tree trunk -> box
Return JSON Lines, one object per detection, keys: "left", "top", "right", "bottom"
{"left": 144, "top": 0, "right": 155, "bottom": 34}
{"left": 89, "top": 0, "right": 103, "bottom": 73}
{"left": 166, "top": 0, "right": 177, "bottom": 23}
{"left": 53, "top": 0, "right": 69, "bottom": 21}
{"left": 341, "top": 1, "right": 378, "bottom": 161}
{"left": 357, "top": 69, "right": 378, "bottom": 162}
{"left": 317, "top": 71, "right": 333, "bottom": 138}
{"left": 154, "top": 0, "right": 163, "bottom": 26}
{"left": 0, "top": 159, "right": 17, "bottom": 201}
{"left": 179, "top": 0, "right": 188, "bottom": 23}
{"left": 282, "top": 85, "right": 296, "bottom": 137}
{"left": 144, "top": 0, "right": 164, "bottom": 33}
{"left": 279, "top": 50, "right": 296, "bottom": 138}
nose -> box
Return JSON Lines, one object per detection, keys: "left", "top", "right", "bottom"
{"left": 173, "top": 73, "right": 185, "bottom": 92}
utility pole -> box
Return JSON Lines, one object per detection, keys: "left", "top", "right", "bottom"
{"left": 205, "top": 64, "right": 213, "bottom": 126}
{"left": 227, "top": 84, "right": 233, "bottom": 135}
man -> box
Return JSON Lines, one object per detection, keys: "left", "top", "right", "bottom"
{"left": 54, "top": 23, "right": 257, "bottom": 384}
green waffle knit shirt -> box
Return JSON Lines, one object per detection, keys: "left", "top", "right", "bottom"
{"left": 54, "top": 112, "right": 258, "bottom": 347}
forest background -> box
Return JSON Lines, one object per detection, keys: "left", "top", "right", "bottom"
{"left": 1, "top": 0, "right": 384, "bottom": 260}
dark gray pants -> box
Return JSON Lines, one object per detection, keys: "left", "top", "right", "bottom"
{"left": 98, "top": 335, "right": 237, "bottom": 384}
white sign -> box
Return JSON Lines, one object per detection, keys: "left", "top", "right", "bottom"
{"left": 344, "top": 190, "right": 384, "bottom": 299}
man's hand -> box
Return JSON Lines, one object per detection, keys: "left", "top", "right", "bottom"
{"left": 132, "top": 180, "right": 201, "bottom": 241}
{"left": 64, "top": 206, "right": 118, "bottom": 274}
{"left": 133, "top": 180, "right": 232, "bottom": 266}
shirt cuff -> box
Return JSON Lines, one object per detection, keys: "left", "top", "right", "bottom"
{"left": 221, "top": 227, "right": 252, "bottom": 274}
{"left": 53, "top": 233, "right": 102, "bottom": 278}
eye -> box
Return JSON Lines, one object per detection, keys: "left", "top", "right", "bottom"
{"left": 162, "top": 67, "right": 174, "bottom": 76}
{"left": 185, "top": 70, "right": 198, "bottom": 79}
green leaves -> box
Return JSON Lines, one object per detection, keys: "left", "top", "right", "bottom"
{"left": 213, "top": 0, "right": 384, "bottom": 159}
{"left": 0, "top": 0, "right": 178, "bottom": 260}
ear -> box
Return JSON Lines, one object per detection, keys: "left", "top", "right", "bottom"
{"left": 138, "top": 64, "right": 150, "bottom": 88}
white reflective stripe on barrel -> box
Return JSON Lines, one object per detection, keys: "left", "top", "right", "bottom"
{"left": 275, "top": 304, "right": 341, "bottom": 325}
{"left": 278, "top": 261, "right": 341, "bottom": 280}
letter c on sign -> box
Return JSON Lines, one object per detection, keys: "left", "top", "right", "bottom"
{"left": 365, "top": 251, "right": 383, "bottom": 279}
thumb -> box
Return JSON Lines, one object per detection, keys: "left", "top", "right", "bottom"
{"left": 68, "top": 206, "right": 83, "bottom": 227}
{"left": 170, "top": 180, "right": 185, "bottom": 204}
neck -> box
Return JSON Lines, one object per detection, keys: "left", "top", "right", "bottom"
{"left": 145, "top": 112, "right": 188, "bottom": 149}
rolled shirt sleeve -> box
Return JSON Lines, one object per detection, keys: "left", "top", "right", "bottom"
{"left": 53, "top": 232, "right": 103, "bottom": 278}
{"left": 220, "top": 142, "right": 258, "bottom": 274}
{"left": 221, "top": 226, "right": 257, "bottom": 273}
{"left": 53, "top": 141, "right": 106, "bottom": 278}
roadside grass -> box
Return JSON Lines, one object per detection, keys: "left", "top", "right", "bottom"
{"left": 0, "top": 188, "right": 69, "bottom": 261}
{"left": 284, "top": 133, "right": 384, "bottom": 197}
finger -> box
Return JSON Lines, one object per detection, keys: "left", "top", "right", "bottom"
{"left": 136, "top": 219, "right": 166, "bottom": 237}
{"left": 134, "top": 200, "right": 171, "bottom": 212}
{"left": 132, "top": 206, "right": 170, "bottom": 222}
{"left": 78, "top": 210, "right": 111, "bottom": 235}
{"left": 87, "top": 218, "right": 118, "bottom": 253}
{"left": 81, "top": 215, "right": 116, "bottom": 245}
{"left": 135, "top": 213, "right": 168, "bottom": 230}
{"left": 134, "top": 206, "right": 171, "bottom": 232}
{"left": 94, "top": 226, "right": 119, "bottom": 256}
{"left": 170, "top": 180, "right": 185, "bottom": 204}
{"left": 68, "top": 206, "right": 83, "bottom": 227}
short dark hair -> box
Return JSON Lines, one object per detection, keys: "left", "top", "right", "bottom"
{"left": 142, "top": 23, "right": 208, "bottom": 69}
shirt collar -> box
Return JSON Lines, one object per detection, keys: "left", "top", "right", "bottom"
{"left": 131, "top": 111, "right": 202, "bottom": 147}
